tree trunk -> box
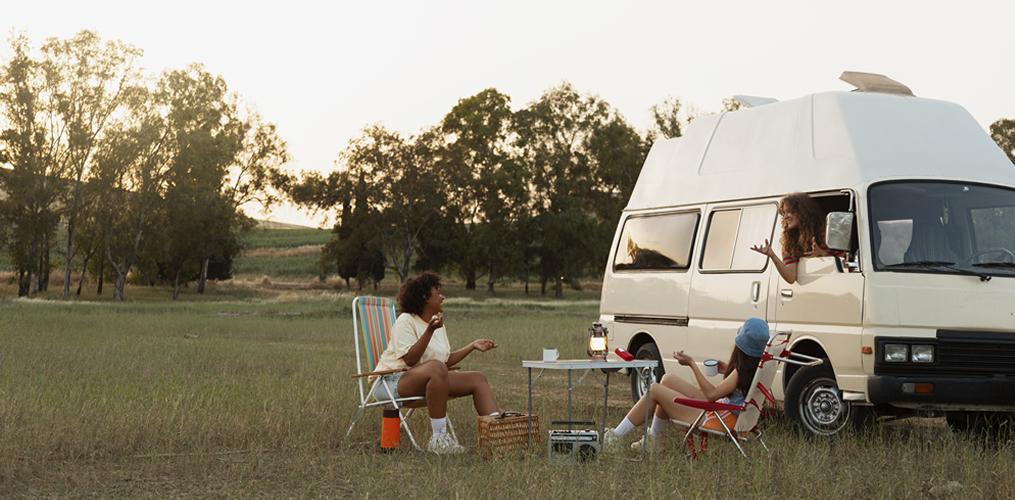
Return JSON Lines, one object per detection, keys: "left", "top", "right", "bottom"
{"left": 486, "top": 259, "right": 496, "bottom": 296}
{"left": 113, "top": 271, "right": 127, "bottom": 301}
{"left": 18, "top": 270, "right": 30, "bottom": 297}
{"left": 197, "top": 258, "right": 209, "bottom": 294}
{"left": 555, "top": 277, "right": 563, "bottom": 298}
{"left": 97, "top": 259, "right": 105, "bottom": 295}
{"left": 173, "top": 270, "right": 182, "bottom": 300}
{"left": 76, "top": 254, "right": 90, "bottom": 296}
{"left": 63, "top": 220, "right": 76, "bottom": 298}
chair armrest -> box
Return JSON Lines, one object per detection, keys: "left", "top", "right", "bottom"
{"left": 673, "top": 397, "right": 744, "bottom": 413}
{"left": 351, "top": 365, "right": 461, "bottom": 378}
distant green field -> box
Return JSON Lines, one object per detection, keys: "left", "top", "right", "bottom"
{"left": 239, "top": 226, "right": 333, "bottom": 249}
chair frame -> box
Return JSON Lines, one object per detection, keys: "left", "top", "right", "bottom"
{"left": 345, "top": 296, "right": 455, "bottom": 451}
{"left": 673, "top": 331, "right": 822, "bottom": 459}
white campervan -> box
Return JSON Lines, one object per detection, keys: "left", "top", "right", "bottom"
{"left": 600, "top": 72, "right": 1015, "bottom": 436}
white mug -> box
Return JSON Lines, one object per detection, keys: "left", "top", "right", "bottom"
{"left": 703, "top": 359, "right": 719, "bottom": 377}
{"left": 543, "top": 347, "right": 559, "bottom": 362}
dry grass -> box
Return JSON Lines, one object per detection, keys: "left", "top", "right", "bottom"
{"left": 0, "top": 292, "right": 1012, "bottom": 499}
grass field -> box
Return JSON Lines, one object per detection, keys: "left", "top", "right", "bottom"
{"left": 1, "top": 288, "right": 1013, "bottom": 499}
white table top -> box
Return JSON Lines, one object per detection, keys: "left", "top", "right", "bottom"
{"left": 522, "top": 359, "right": 658, "bottom": 370}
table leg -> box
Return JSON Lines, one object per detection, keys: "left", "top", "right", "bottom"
{"left": 602, "top": 370, "right": 610, "bottom": 442}
{"left": 567, "top": 370, "right": 572, "bottom": 424}
{"left": 528, "top": 367, "right": 533, "bottom": 447}
{"left": 642, "top": 374, "right": 652, "bottom": 460}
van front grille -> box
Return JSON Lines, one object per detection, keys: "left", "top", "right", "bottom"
{"left": 874, "top": 330, "right": 1015, "bottom": 377}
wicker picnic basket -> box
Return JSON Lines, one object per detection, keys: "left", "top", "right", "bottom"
{"left": 477, "top": 411, "right": 540, "bottom": 458}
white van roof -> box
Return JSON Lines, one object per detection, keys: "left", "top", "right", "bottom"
{"left": 626, "top": 91, "right": 1015, "bottom": 211}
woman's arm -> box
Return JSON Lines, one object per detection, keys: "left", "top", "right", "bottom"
{"left": 750, "top": 238, "right": 798, "bottom": 284}
{"left": 446, "top": 339, "right": 498, "bottom": 367}
{"left": 400, "top": 315, "right": 442, "bottom": 367}
{"left": 675, "top": 351, "right": 741, "bottom": 402}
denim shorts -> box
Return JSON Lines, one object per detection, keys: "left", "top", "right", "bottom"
{"left": 373, "top": 371, "right": 404, "bottom": 403}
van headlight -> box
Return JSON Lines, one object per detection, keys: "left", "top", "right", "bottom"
{"left": 911, "top": 345, "right": 934, "bottom": 363}
{"left": 884, "top": 344, "right": 909, "bottom": 363}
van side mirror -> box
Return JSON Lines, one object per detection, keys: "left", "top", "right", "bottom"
{"left": 825, "top": 212, "right": 854, "bottom": 251}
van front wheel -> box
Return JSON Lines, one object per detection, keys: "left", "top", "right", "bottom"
{"left": 630, "top": 342, "right": 664, "bottom": 401}
{"left": 784, "top": 361, "right": 855, "bottom": 436}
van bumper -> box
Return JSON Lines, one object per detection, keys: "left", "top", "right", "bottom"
{"left": 867, "top": 376, "right": 1015, "bottom": 406}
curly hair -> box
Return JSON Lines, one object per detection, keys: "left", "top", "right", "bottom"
{"left": 397, "top": 271, "right": 443, "bottom": 316}
{"left": 779, "top": 192, "right": 824, "bottom": 261}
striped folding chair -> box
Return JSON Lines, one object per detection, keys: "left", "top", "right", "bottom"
{"left": 672, "top": 331, "right": 822, "bottom": 459}
{"left": 345, "top": 296, "right": 454, "bottom": 450}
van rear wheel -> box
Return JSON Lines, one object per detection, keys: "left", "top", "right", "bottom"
{"left": 630, "top": 342, "right": 664, "bottom": 401}
{"left": 784, "top": 361, "right": 860, "bottom": 436}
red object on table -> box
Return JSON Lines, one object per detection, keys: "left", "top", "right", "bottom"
{"left": 615, "top": 347, "right": 635, "bottom": 361}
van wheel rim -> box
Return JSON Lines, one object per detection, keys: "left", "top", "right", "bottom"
{"left": 799, "top": 378, "right": 849, "bottom": 435}
{"left": 636, "top": 367, "right": 654, "bottom": 396}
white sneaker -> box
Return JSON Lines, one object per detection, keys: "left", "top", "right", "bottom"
{"left": 428, "top": 433, "right": 465, "bottom": 455}
{"left": 630, "top": 432, "right": 662, "bottom": 453}
{"left": 602, "top": 428, "right": 623, "bottom": 454}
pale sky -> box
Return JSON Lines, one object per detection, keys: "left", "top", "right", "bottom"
{"left": 7, "top": 0, "right": 1015, "bottom": 227}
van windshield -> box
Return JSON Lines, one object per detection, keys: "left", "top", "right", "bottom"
{"left": 869, "top": 181, "right": 1015, "bottom": 278}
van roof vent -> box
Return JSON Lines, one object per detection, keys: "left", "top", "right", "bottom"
{"left": 840, "top": 71, "right": 914, "bottom": 96}
{"left": 733, "top": 95, "right": 779, "bottom": 108}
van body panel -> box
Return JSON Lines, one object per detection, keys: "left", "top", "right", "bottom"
{"left": 865, "top": 274, "right": 1015, "bottom": 330}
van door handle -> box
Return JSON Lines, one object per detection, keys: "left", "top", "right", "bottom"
{"left": 781, "top": 289, "right": 793, "bottom": 298}
{"left": 751, "top": 282, "right": 760, "bottom": 302}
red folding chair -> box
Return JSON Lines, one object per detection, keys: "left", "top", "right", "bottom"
{"left": 672, "top": 331, "right": 822, "bottom": 459}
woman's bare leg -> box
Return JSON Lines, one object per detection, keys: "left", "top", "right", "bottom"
{"left": 448, "top": 371, "right": 500, "bottom": 416}
{"left": 396, "top": 360, "right": 450, "bottom": 418}
{"left": 626, "top": 377, "right": 709, "bottom": 426}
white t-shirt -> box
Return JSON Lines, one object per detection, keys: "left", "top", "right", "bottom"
{"left": 373, "top": 313, "right": 451, "bottom": 375}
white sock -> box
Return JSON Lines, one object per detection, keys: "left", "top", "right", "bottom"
{"left": 650, "top": 415, "right": 667, "bottom": 436}
{"left": 431, "top": 417, "right": 448, "bottom": 437}
{"left": 614, "top": 417, "right": 636, "bottom": 436}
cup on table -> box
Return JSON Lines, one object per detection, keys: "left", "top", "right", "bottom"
{"left": 543, "top": 347, "right": 559, "bottom": 362}
{"left": 703, "top": 359, "right": 719, "bottom": 376}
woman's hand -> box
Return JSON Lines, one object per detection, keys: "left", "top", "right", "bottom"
{"left": 674, "top": 350, "right": 694, "bottom": 366}
{"left": 750, "top": 239, "right": 774, "bottom": 258}
{"left": 426, "top": 313, "right": 444, "bottom": 332}
{"left": 717, "top": 360, "right": 729, "bottom": 375}
{"left": 803, "top": 237, "right": 828, "bottom": 258}
{"left": 471, "top": 339, "right": 498, "bottom": 352}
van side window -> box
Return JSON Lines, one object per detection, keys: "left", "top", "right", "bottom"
{"left": 701, "top": 206, "right": 777, "bottom": 271}
{"left": 613, "top": 212, "right": 700, "bottom": 271}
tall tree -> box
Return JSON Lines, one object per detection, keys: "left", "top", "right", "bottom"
{"left": 513, "top": 82, "right": 613, "bottom": 297}
{"left": 37, "top": 30, "right": 143, "bottom": 298}
{"left": 437, "top": 88, "right": 526, "bottom": 293}
{"left": 990, "top": 118, "right": 1015, "bottom": 165}
{"left": 0, "top": 33, "right": 60, "bottom": 296}
{"left": 648, "top": 96, "right": 683, "bottom": 141}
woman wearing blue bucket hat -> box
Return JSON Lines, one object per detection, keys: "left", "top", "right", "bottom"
{"left": 604, "top": 318, "right": 770, "bottom": 453}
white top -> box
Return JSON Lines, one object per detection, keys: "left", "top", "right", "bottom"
{"left": 374, "top": 313, "right": 451, "bottom": 373}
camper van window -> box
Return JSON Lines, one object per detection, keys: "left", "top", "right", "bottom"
{"left": 869, "top": 181, "right": 1015, "bottom": 278}
{"left": 701, "top": 205, "right": 777, "bottom": 272}
{"left": 613, "top": 212, "right": 699, "bottom": 271}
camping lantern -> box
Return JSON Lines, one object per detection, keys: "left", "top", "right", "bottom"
{"left": 588, "top": 322, "right": 609, "bottom": 361}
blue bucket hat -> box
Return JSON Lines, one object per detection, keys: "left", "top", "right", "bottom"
{"left": 735, "top": 318, "right": 770, "bottom": 357}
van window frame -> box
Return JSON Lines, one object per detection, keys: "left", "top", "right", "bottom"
{"left": 611, "top": 210, "right": 701, "bottom": 273}
{"left": 698, "top": 203, "right": 778, "bottom": 274}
